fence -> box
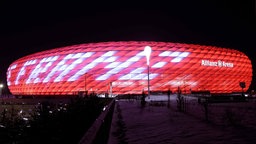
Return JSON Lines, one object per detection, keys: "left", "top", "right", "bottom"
{"left": 79, "top": 99, "right": 116, "bottom": 144}
{"left": 180, "top": 95, "right": 256, "bottom": 127}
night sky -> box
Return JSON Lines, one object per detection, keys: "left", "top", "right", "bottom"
{"left": 0, "top": 1, "right": 255, "bottom": 93}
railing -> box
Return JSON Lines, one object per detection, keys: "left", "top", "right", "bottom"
{"left": 79, "top": 98, "right": 116, "bottom": 144}
{"left": 177, "top": 95, "right": 256, "bottom": 127}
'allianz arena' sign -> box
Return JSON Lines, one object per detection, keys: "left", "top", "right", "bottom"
{"left": 201, "top": 60, "right": 234, "bottom": 68}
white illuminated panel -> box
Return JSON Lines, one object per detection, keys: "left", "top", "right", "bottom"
{"left": 7, "top": 64, "right": 17, "bottom": 86}
{"left": 159, "top": 51, "right": 171, "bottom": 56}
{"left": 179, "top": 52, "right": 190, "bottom": 57}
{"left": 170, "top": 52, "right": 181, "bottom": 57}
{"left": 105, "top": 62, "right": 121, "bottom": 68}
{"left": 159, "top": 51, "right": 190, "bottom": 63}
{"left": 152, "top": 62, "right": 167, "bottom": 68}
{"left": 171, "top": 57, "right": 183, "bottom": 63}
{"left": 96, "top": 52, "right": 144, "bottom": 80}
{"left": 27, "top": 56, "right": 60, "bottom": 84}
{"left": 142, "top": 74, "right": 158, "bottom": 80}
{"left": 104, "top": 56, "right": 118, "bottom": 62}
{"left": 43, "top": 52, "right": 94, "bottom": 83}
{"left": 15, "top": 59, "right": 37, "bottom": 85}
{"left": 131, "top": 68, "right": 146, "bottom": 73}
{"left": 96, "top": 73, "right": 112, "bottom": 80}
{"left": 54, "top": 54, "right": 87, "bottom": 82}
{"left": 68, "top": 51, "right": 116, "bottom": 81}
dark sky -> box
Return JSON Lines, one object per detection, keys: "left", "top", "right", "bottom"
{"left": 0, "top": 1, "right": 255, "bottom": 92}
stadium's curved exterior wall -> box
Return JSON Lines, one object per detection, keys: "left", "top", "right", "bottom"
{"left": 6, "top": 41, "right": 252, "bottom": 95}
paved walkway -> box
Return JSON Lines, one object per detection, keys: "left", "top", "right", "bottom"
{"left": 108, "top": 96, "right": 256, "bottom": 144}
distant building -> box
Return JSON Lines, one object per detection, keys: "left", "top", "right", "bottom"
{"left": 6, "top": 41, "right": 252, "bottom": 96}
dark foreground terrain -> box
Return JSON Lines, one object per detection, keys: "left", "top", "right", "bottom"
{"left": 0, "top": 95, "right": 112, "bottom": 144}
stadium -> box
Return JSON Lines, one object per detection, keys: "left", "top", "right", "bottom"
{"left": 6, "top": 41, "right": 252, "bottom": 96}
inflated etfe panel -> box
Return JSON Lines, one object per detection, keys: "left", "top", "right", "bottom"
{"left": 6, "top": 41, "right": 252, "bottom": 95}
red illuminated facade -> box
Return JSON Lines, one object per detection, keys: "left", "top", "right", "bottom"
{"left": 6, "top": 41, "right": 252, "bottom": 95}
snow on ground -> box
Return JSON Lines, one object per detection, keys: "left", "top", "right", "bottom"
{"left": 108, "top": 95, "right": 256, "bottom": 144}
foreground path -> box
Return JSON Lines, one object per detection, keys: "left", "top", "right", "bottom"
{"left": 108, "top": 100, "right": 256, "bottom": 144}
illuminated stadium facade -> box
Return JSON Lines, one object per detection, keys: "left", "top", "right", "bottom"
{"left": 6, "top": 41, "right": 252, "bottom": 96}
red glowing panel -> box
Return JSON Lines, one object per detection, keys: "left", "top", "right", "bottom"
{"left": 6, "top": 41, "right": 252, "bottom": 95}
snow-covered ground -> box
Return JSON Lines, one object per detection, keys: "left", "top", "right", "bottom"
{"left": 108, "top": 95, "right": 256, "bottom": 144}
